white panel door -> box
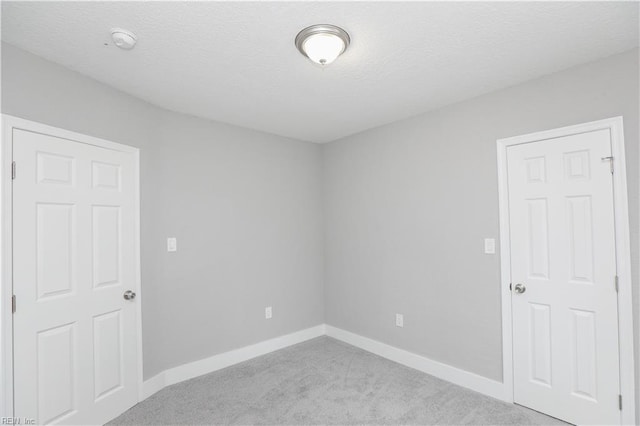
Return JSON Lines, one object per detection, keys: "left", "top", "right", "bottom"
{"left": 12, "top": 128, "right": 139, "bottom": 425}
{"left": 507, "top": 129, "right": 620, "bottom": 425}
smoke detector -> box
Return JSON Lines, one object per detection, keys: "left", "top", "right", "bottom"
{"left": 111, "top": 28, "right": 137, "bottom": 50}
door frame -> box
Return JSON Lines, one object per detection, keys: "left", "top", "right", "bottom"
{"left": 496, "top": 116, "right": 635, "bottom": 424}
{"left": 0, "top": 114, "right": 144, "bottom": 417}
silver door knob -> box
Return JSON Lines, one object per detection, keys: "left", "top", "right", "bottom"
{"left": 513, "top": 283, "right": 526, "bottom": 294}
{"left": 123, "top": 290, "right": 136, "bottom": 300}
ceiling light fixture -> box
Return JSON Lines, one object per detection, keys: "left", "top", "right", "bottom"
{"left": 111, "top": 28, "right": 137, "bottom": 50}
{"left": 295, "top": 24, "right": 350, "bottom": 66}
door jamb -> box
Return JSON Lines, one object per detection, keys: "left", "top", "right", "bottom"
{"left": 0, "top": 114, "right": 144, "bottom": 416}
{"left": 496, "top": 116, "right": 635, "bottom": 425}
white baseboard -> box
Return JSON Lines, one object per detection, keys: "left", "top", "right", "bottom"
{"left": 142, "top": 323, "right": 508, "bottom": 404}
{"left": 142, "top": 324, "right": 326, "bottom": 400}
{"left": 141, "top": 371, "right": 166, "bottom": 400}
{"left": 325, "top": 325, "right": 508, "bottom": 402}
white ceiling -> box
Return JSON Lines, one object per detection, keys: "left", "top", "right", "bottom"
{"left": 2, "top": 2, "right": 638, "bottom": 143}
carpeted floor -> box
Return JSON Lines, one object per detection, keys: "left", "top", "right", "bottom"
{"left": 109, "top": 336, "right": 566, "bottom": 425}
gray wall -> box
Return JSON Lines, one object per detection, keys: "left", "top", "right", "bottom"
{"left": 1, "top": 43, "right": 325, "bottom": 379}
{"left": 323, "top": 48, "right": 639, "bottom": 406}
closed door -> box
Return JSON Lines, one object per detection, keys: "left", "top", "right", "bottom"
{"left": 12, "top": 128, "right": 139, "bottom": 424}
{"left": 507, "top": 128, "right": 620, "bottom": 425}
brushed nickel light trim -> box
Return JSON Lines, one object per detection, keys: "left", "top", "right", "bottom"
{"left": 295, "top": 24, "right": 350, "bottom": 65}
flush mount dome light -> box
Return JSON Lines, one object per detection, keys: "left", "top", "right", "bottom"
{"left": 295, "top": 24, "right": 350, "bottom": 65}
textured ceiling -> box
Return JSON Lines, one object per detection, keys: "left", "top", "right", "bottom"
{"left": 2, "top": 1, "right": 638, "bottom": 143}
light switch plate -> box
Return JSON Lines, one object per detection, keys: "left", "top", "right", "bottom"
{"left": 484, "top": 238, "right": 496, "bottom": 254}
{"left": 167, "top": 237, "right": 177, "bottom": 252}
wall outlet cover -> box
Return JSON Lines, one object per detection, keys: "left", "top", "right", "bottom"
{"left": 265, "top": 306, "right": 273, "bottom": 319}
{"left": 167, "top": 237, "right": 177, "bottom": 252}
{"left": 395, "top": 313, "right": 404, "bottom": 327}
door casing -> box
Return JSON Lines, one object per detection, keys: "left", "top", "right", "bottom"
{"left": 0, "top": 114, "right": 143, "bottom": 417}
{"left": 496, "top": 116, "right": 636, "bottom": 424}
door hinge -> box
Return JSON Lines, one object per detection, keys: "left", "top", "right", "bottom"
{"left": 11, "top": 161, "right": 16, "bottom": 180}
{"left": 11, "top": 295, "right": 16, "bottom": 314}
{"left": 615, "top": 275, "right": 619, "bottom": 293}
{"left": 619, "top": 394, "right": 622, "bottom": 410}
{"left": 601, "top": 156, "right": 614, "bottom": 174}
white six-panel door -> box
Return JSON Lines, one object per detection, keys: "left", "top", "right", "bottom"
{"left": 12, "top": 128, "right": 139, "bottom": 425}
{"left": 507, "top": 129, "right": 620, "bottom": 425}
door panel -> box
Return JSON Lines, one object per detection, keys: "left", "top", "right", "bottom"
{"left": 526, "top": 198, "right": 549, "bottom": 279}
{"left": 36, "top": 203, "right": 75, "bottom": 299}
{"left": 13, "top": 128, "right": 138, "bottom": 425}
{"left": 37, "top": 322, "right": 76, "bottom": 424}
{"left": 92, "top": 205, "right": 121, "bottom": 288}
{"left": 93, "top": 310, "right": 124, "bottom": 401}
{"left": 570, "top": 308, "right": 597, "bottom": 400}
{"left": 508, "top": 129, "right": 619, "bottom": 425}
{"left": 529, "top": 302, "right": 552, "bottom": 386}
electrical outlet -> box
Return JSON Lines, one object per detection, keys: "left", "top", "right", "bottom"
{"left": 265, "top": 306, "right": 273, "bottom": 319}
{"left": 167, "top": 237, "right": 177, "bottom": 252}
{"left": 396, "top": 313, "right": 404, "bottom": 328}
